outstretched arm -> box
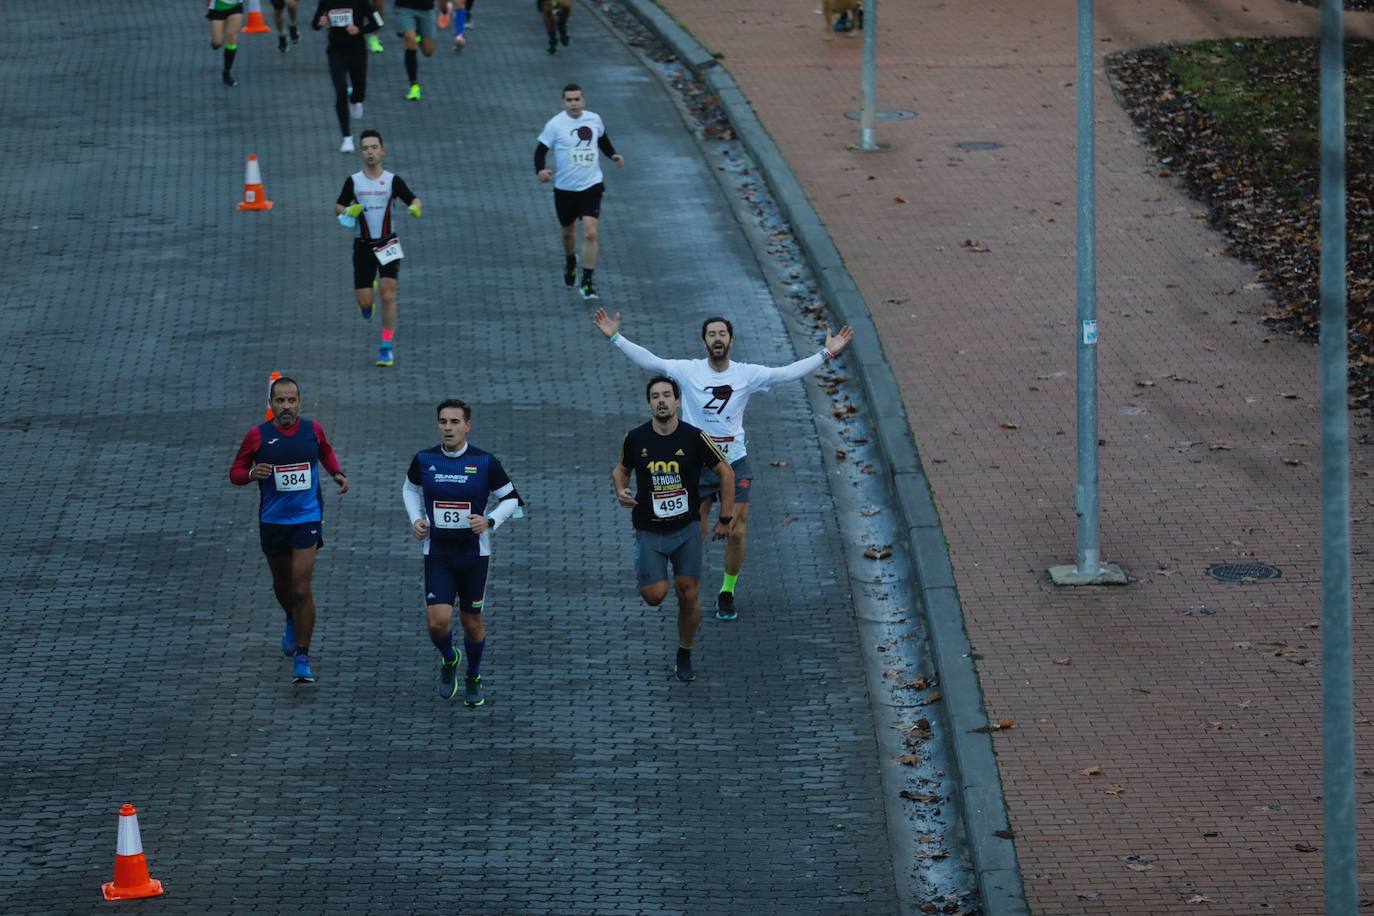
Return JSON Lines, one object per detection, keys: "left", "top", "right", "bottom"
{"left": 593, "top": 308, "right": 675, "bottom": 374}
{"left": 753, "top": 325, "right": 854, "bottom": 387}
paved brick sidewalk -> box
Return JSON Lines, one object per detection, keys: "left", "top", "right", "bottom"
{"left": 646, "top": 0, "right": 1374, "bottom": 911}
{"left": 0, "top": 1, "right": 899, "bottom": 911}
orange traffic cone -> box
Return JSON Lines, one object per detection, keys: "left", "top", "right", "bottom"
{"left": 101, "top": 804, "right": 164, "bottom": 901}
{"left": 237, "top": 154, "right": 274, "bottom": 212}
{"left": 243, "top": 0, "right": 271, "bottom": 34}
{"left": 265, "top": 371, "right": 282, "bottom": 421}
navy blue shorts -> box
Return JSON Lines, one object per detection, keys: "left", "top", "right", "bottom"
{"left": 260, "top": 521, "right": 323, "bottom": 556}
{"left": 424, "top": 553, "right": 489, "bottom": 612}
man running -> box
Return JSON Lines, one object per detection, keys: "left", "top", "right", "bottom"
{"left": 229, "top": 377, "right": 350, "bottom": 684}
{"left": 271, "top": 0, "right": 301, "bottom": 51}
{"left": 336, "top": 129, "right": 422, "bottom": 367}
{"left": 537, "top": 0, "right": 572, "bottom": 55}
{"left": 313, "top": 0, "right": 383, "bottom": 153}
{"left": 535, "top": 84, "right": 624, "bottom": 301}
{"left": 392, "top": 0, "right": 437, "bottom": 100}
{"left": 613, "top": 376, "right": 734, "bottom": 683}
{"left": 206, "top": 0, "right": 244, "bottom": 87}
{"left": 595, "top": 309, "right": 853, "bottom": 621}
{"left": 403, "top": 399, "right": 522, "bottom": 706}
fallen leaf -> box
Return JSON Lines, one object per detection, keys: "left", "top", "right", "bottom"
{"left": 1078, "top": 765, "right": 1104, "bottom": 777}
{"left": 1294, "top": 842, "right": 1318, "bottom": 853}
{"left": 1282, "top": 458, "right": 1306, "bottom": 467}
{"left": 768, "top": 460, "right": 789, "bottom": 468}
{"left": 864, "top": 546, "right": 893, "bottom": 560}
{"left": 1126, "top": 862, "right": 1154, "bottom": 872}
{"left": 999, "top": 420, "right": 1020, "bottom": 430}
{"left": 1053, "top": 657, "right": 1072, "bottom": 666}
{"left": 1210, "top": 442, "right": 1234, "bottom": 451}
{"left": 1106, "top": 784, "right": 1125, "bottom": 796}
{"left": 900, "top": 790, "right": 940, "bottom": 803}
{"left": 962, "top": 239, "right": 991, "bottom": 253}
{"left": 893, "top": 196, "right": 907, "bottom": 204}
{"left": 1186, "top": 894, "right": 1216, "bottom": 904}
{"left": 924, "top": 691, "right": 943, "bottom": 704}
{"left": 893, "top": 754, "right": 920, "bottom": 766}
{"left": 993, "top": 829, "right": 1015, "bottom": 839}
{"left": 1135, "top": 379, "right": 1157, "bottom": 387}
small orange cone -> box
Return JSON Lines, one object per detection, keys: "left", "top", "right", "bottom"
{"left": 237, "top": 154, "right": 274, "bottom": 212}
{"left": 265, "top": 371, "right": 282, "bottom": 421}
{"left": 243, "top": 0, "right": 271, "bottom": 34}
{"left": 101, "top": 804, "right": 164, "bottom": 901}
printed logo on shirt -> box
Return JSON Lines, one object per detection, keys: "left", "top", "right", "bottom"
{"left": 675, "top": 449, "right": 685, "bottom": 456}
{"left": 704, "top": 385, "right": 734, "bottom": 413}
{"left": 434, "top": 473, "right": 469, "bottom": 483}
{"left": 428, "top": 465, "right": 436, "bottom": 471}
{"left": 647, "top": 460, "right": 680, "bottom": 475}
{"left": 268, "top": 438, "right": 280, "bottom": 444}
{"left": 464, "top": 466, "right": 478, "bottom": 474}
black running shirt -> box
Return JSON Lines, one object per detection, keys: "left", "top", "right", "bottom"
{"left": 619, "top": 420, "right": 726, "bottom": 533}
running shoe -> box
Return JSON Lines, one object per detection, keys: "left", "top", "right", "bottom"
{"left": 368, "top": 34, "right": 384, "bottom": 53}
{"left": 278, "top": 34, "right": 289, "bottom": 52}
{"left": 376, "top": 343, "right": 395, "bottom": 367}
{"left": 675, "top": 652, "right": 696, "bottom": 683}
{"left": 406, "top": 82, "right": 422, "bottom": 101}
{"left": 293, "top": 653, "right": 316, "bottom": 684}
{"left": 289, "top": 24, "right": 301, "bottom": 43}
{"left": 563, "top": 255, "right": 577, "bottom": 287}
{"left": 579, "top": 282, "right": 599, "bottom": 300}
{"left": 350, "top": 101, "right": 364, "bottom": 120}
{"left": 453, "top": 34, "right": 466, "bottom": 53}
{"left": 359, "top": 300, "right": 374, "bottom": 320}
{"left": 281, "top": 619, "right": 298, "bottom": 656}
{"left": 715, "top": 591, "right": 738, "bottom": 621}
{"left": 437, "top": 657, "right": 461, "bottom": 699}
{"left": 546, "top": 35, "right": 557, "bottom": 55}
{"left": 340, "top": 135, "right": 355, "bottom": 153}
{"left": 464, "top": 675, "right": 485, "bottom": 707}
{"left": 222, "top": 71, "right": 237, "bottom": 87}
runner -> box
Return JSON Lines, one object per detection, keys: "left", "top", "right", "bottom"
{"left": 271, "top": 0, "right": 301, "bottom": 52}
{"left": 443, "top": 0, "right": 469, "bottom": 51}
{"left": 392, "top": 0, "right": 437, "bottom": 100}
{"left": 205, "top": 0, "right": 243, "bottom": 87}
{"left": 614, "top": 376, "right": 733, "bottom": 683}
{"left": 403, "top": 399, "right": 523, "bottom": 706}
{"left": 537, "top": 0, "right": 572, "bottom": 55}
{"left": 595, "top": 309, "right": 853, "bottom": 621}
{"left": 335, "top": 129, "right": 422, "bottom": 367}
{"left": 313, "top": 0, "right": 384, "bottom": 152}
{"left": 534, "top": 84, "right": 625, "bottom": 301}
{"left": 228, "top": 377, "right": 350, "bottom": 684}
{"left": 368, "top": 0, "right": 386, "bottom": 51}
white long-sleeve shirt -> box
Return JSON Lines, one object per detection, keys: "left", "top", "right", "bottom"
{"left": 612, "top": 334, "right": 827, "bottom": 463}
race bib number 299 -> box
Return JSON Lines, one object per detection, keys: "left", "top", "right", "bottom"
{"left": 328, "top": 9, "right": 354, "bottom": 27}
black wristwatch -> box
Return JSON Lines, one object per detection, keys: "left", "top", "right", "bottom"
{"left": 718, "top": 516, "right": 733, "bottom": 524}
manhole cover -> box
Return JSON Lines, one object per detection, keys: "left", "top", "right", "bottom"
{"left": 844, "top": 109, "right": 916, "bottom": 121}
{"left": 1207, "top": 563, "right": 1281, "bottom": 582}
{"left": 957, "top": 141, "right": 1004, "bottom": 150}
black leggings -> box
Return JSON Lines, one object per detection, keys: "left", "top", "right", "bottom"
{"left": 327, "top": 47, "right": 367, "bottom": 136}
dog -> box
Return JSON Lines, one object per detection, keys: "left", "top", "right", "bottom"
{"left": 821, "top": 0, "right": 862, "bottom": 37}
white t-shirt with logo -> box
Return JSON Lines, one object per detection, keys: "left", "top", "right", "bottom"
{"left": 613, "top": 336, "right": 827, "bottom": 463}
{"left": 537, "top": 110, "right": 607, "bottom": 192}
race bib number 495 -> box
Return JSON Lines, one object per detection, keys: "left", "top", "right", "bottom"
{"left": 434, "top": 500, "right": 472, "bottom": 529}
{"left": 652, "top": 489, "right": 688, "bottom": 519}
{"left": 273, "top": 463, "right": 312, "bottom": 492}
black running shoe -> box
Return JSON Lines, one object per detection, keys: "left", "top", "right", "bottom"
{"left": 223, "top": 71, "right": 237, "bottom": 87}
{"left": 563, "top": 256, "right": 577, "bottom": 287}
{"left": 675, "top": 649, "right": 696, "bottom": 683}
{"left": 289, "top": 24, "right": 301, "bottom": 43}
{"left": 278, "top": 35, "right": 289, "bottom": 52}
{"left": 437, "top": 657, "right": 460, "bottom": 699}
{"left": 546, "top": 35, "right": 558, "bottom": 55}
{"left": 715, "top": 591, "right": 738, "bottom": 621}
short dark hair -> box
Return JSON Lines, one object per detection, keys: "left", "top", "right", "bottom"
{"left": 646, "top": 375, "right": 679, "bottom": 402}
{"left": 436, "top": 398, "right": 471, "bottom": 421}
{"left": 562, "top": 83, "right": 583, "bottom": 96}
{"left": 701, "top": 316, "right": 733, "bottom": 340}
{"left": 360, "top": 129, "right": 383, "bottom": 146}
{"left": 270, "top": 376, "right": 300, "bottom": 399}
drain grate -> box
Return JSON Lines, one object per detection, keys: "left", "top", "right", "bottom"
{"left": 1208, "top": 563, "right": 1281, "bottom": 582}
{"left": 956, "top": 141, "right": 1004, "bottom": 151}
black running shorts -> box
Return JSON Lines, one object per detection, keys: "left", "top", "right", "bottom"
{"left": 352, "top": 237, "right": 402, "bottom": 289}
{"left": 553, "top": 183, "right": 604, "bottom": 227}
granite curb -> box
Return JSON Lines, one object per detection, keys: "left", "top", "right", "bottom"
{"left": 614, "top": 2, "right": 1031, "bottom": 912}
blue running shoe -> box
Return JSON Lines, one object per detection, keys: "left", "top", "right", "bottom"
{"left": 360, "top": 301, "right": 373, "bottom": 320}
{"left": 437, "top": 656, "right": 461, "bottom": 700}
{"left": 376, "top": 344, "right": 394, "bottom": 367}
{"left": 293, "top": 653, "right": 316, "bottom": 684}
{"left": 281, "top": 619, "right": 297, "bottom": 656}
{"left": 463, "top": 675, "right": 485, "bottom": 707}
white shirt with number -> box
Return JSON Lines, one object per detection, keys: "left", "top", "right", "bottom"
{"left": 537, "top": 110, "right": 608, "bottom": 192}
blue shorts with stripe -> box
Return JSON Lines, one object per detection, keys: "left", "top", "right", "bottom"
{"left": 423, "top": 553, "right": 489, "bottom": 612}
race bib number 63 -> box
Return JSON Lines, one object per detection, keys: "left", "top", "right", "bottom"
{"left": 434, "top": 500, "right": 472, "bottom": 529}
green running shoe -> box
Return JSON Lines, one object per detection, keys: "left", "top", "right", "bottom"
{"left": 406, "top": 82, "right": 422, "bottom": 101}
{"left": 463, "top": 675, "right": 485, "bottom": 707}
{"left": 437, "top": 656, "right": 461, "bottom": 700}
{"left": 368, "top": 34, "right": 383, "bottom": 53}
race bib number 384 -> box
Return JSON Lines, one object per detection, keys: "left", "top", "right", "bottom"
{"left": 652, "top": 489, "right": 688, "bottom": 519}
{"left": 273, "top": 463, "right": 312, "bottom": 492}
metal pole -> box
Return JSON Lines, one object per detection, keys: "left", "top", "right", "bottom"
{"left": 1073, "top": 0, "right": 1099, "bottom": 576}
{"left": 860, "top": 0, "right": 878, "bottom": 150}
{"left": 1318, "top": 0, "right": 1356, "bottom": 910}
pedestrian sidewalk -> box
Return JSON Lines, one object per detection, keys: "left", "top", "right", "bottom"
{"left": 647, "top": 0, "right": 1374, "bottom": 911}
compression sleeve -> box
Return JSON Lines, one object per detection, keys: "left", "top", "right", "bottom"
{"left": 359, "top": 0, "right": 383, "bottom": 31}
{"left": 535, "top": 143, "right": 550, "bottom": 172}
{"left": 313, "top": 423, "right": 344, "bottom": 477}
{"left": 487, "top": 482, "right": 519, "bottom": 529}
{"left": 403, "top": 480, "right": 426, "bottom": 525}
{"left": 337, "top": 177, "right": 356, "bottom": 208}
{"left": 613, "top": 335, "right": 674, "bottom": 374}
{"left": 392, "top": 176, "right": 417, "bottom": 206}
{"left": 749, "top": 351, "right": 826, "bottom": 391}
{"left": 597, "top": 134, "right": 617, "bottom": 157}
{"left": 229, "top": 427, "right": 262, "bottom": 485}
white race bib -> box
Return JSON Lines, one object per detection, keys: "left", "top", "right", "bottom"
{"left": 373, "top": 238, "right": 403, "bottom": 264}
{"left": 652, "top": 489, "right": 689, "bottom": 519}
{"left": 433, "top": 500, "right": 472, "bottom": 529}
{"left": 569, "top": 147, "right": 597, "bottom": 167}
{"left": 710, "top": 435, "right": 734, "bottom": 457}
{"left": 328, "top": 9, "right": 354, "bottom": 27}
{"left": 273, "top": 462, "right": 312, "bottom": 492}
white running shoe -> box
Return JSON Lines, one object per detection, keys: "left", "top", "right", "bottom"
{"left": 340, "top": 135, "right": 355, "bottom": 153}
{"left": 350, "top": 101, "right": 363, "bottom": 120}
